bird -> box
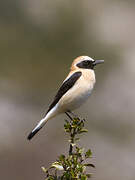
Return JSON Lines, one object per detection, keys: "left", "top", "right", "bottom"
{"left": 27, "top": 56, "right": 104, "bottom": 140}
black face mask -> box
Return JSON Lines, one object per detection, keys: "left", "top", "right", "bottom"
{"left": 76, "top": 60, "right": 94, "bottom": 69}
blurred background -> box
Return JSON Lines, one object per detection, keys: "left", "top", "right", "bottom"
{"left": 0, "top": 0, "right": 135, "bottom": 179}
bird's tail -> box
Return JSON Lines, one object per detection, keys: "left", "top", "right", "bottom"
{"left": 27, "top": 105, "right": 59, "bottom": 140}
{"left": 27, "top": 116, "right": 49, "bottom": 140}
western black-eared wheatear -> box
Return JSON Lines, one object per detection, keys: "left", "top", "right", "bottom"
{"left": 27, "top": 56, "right": 104, "bottom": 140}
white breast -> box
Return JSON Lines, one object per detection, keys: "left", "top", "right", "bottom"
{"left": 58, "top": 69, "right": 96, "bottom": 112}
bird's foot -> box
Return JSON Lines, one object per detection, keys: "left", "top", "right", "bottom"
{"left": 65, "top": 111, "right": 85, "bottom": 121}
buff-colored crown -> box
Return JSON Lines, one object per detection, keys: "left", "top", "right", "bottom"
{"left": 70, "top": 56, "right": 94, "bottom": 71}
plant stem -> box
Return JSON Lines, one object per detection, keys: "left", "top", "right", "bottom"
{"left": 69, "top": 144, "right": 73, "bottom": 155}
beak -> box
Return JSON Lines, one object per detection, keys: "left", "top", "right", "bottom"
{"left": 93, "top": 60, "right": 104, "bottom": 66}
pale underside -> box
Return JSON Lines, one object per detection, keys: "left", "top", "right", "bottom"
{"left": 45, "top": 69, "right": 96, "bottom": 121}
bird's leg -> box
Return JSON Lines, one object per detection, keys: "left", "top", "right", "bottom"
{"left": 67, "top": 110, "right": 85, "bottom": 122}
{"left": 67, "top": 110, "right": 80, "bottom": 119}
{"left": 65, "top": 110, "right": 83, "bottom": 121}
{"left": 65, "top": 112, "right": 73, "bottom": 120}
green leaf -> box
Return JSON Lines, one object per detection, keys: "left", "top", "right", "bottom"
{"left": 59, "top": 154, "right": 65, "bottom": 161}
{"left": 75, "top": 137, "right": 80, "bottom": 142}
{"left": 86, "top": 173, "right": 92, "bottom": 178}
{"left": 85, "top": 149, "right": 92, "bottom": 158}
{"left": 79, "top": 148, "right": 84, "bottom": 154}
{"left": 47, "top": 176, "right": 55, "bottom": 180}
{"left": 76, "top": 147, "right": 84, "bottom": 154}
{"left": 79, "top": 129, "right": 88, "bottom": 133}
{"left": 63, "top": 172, "right": 71, "bottom": 179}
{"left": 42, "top": 116, "right": 94, "bottom": 179}
{"left": 81, "top": 175, "right": 87, "bottom": 180}
{"left": 71, "top": 143, "right": 76, "bottom": 146}
{"left": 51, "top": 162, "right": 64, "bottom": 170}
{"left": 41, "top": 166, "right": 47, "bottom": 173}
{"left": 84, "top": 163, "right": 95, "bottom": 168}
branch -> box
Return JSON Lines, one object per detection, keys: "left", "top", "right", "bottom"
{"left": 42, "top": 115, "right": 95, "bottom": 179}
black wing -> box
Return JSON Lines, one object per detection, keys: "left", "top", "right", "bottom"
{"left": 46, "top": 71, "right": 82, "bottom": 114}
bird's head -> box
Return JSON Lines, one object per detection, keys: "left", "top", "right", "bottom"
{"left": 71, "top": 56, "right": 104, "bottom": 71}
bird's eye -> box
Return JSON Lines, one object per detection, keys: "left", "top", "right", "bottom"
{"left": 83, "top": 60, "right": 90, "bottom": 65}
{"left": 76, "top": 60, "right": 93, "bottom": 69}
